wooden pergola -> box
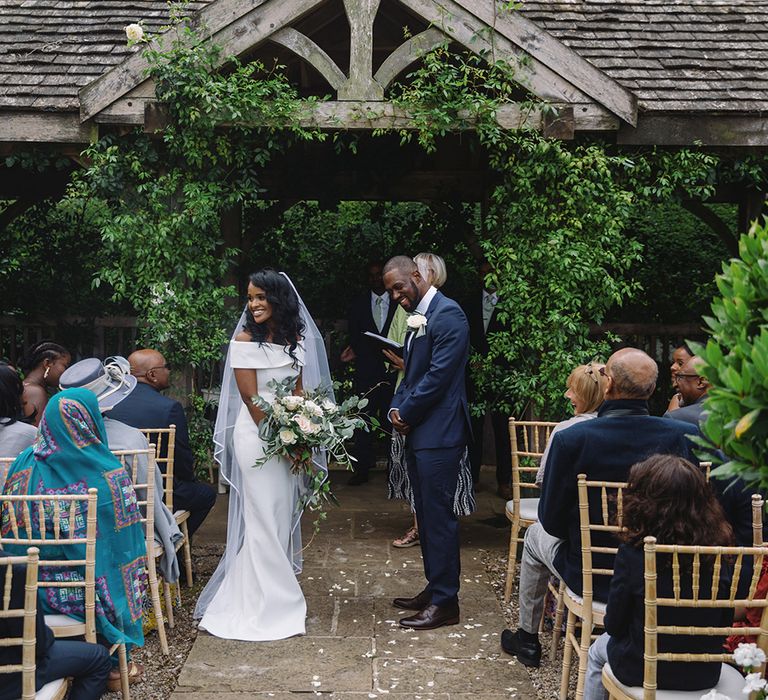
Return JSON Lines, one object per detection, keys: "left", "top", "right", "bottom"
{"left": 1, "top": 0, "right": 768, "bottom": 221}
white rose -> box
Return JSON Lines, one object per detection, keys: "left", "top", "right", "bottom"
{"left": 303, "top": 400, "right": 323, "bottom": 417}
{"left": 406, "top": 313, "right": 427, "bottom": 329}
{"left": 734, "top": 642, "right": 767, "bottom": 669}
{"left": 279, "top": 428, "right": 297, "bottom": 445}
{"left": 273, "top": 403, "right": 285, "bottom": 419}
{"left": 321, "top": 399, "right": 338, "bottom": 414}
{"left": 125, "top": 23, "right": 144, "bottom": 42}
{"left": 282, "top": 395, "right": 304, "bottom": 411}
{"left": 294, "top": 414, "right": 315, "bottom": 434}
{"left": 743, "top": 672, "right": 767, "bottom": 694}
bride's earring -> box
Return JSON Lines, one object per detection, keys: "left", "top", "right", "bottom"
{"left": 43, "top": 366, "right": 50, "bottom": 380}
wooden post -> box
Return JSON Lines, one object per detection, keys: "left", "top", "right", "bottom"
{"left": 339, "top": 0, "right": 384, "bottom": 100}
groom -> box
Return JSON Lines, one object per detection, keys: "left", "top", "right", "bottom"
{"left": 383, "top": 255, "right": 471, "bottom": 630}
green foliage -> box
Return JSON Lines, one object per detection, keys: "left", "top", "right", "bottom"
{"left": 0, "top": 197, "right": 125, "bottom": 317}
{"left": 187, "top": 392, "right": 215, "bottom": 481}
{"left": 70, "top": 21, "right": 324, "bottom": 369}
{"left": 244, "top": 200, "right": 479, "bottom": 319}
{"left": 610, "top": 203, "right": 733, "bottom": 324}
{"left": 694, "top": 219, "right": 768, "bottom": 490}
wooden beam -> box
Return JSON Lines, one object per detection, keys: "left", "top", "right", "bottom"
{"left": 397, "top": 0, "right": 593, "bottom": 105}
{"left": 681, "top": 200, "right": 738, "bottom": 257}
{"left": 452, "top": 0, "right": 637, "bottom": 126}
{"left": 142, "top": 99, "right": 605, "bottom": 134}
{"left": 78, "top": 0, "right": 328, "bottom": 122}
{"left": 618, "top": 114, "right": 768, "bottom": 146}
{"left": 0, "top": 112, "right": 96, "bottom": 144}
{"left": 374, "top": 27, "right": 448, "bottom": 90}
{"left": 271, "top": 27, "right": 346, "bottom": 91}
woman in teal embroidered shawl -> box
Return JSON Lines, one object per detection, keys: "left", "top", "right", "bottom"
{"left": 1, "top": 388, "right": 146, "bottom": 654}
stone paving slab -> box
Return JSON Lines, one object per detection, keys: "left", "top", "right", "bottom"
{"left": 175, "top": 634, "right": 373, "bottom": 693}
{"left": 374, "top": 657, "right": 529, "bottom": 695}
{"left": 173, "top": 471, "right": 534, "bottom": 699}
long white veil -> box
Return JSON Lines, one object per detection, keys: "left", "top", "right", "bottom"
{"left": 194, "top": 273, "right": 333, "bottom": 620}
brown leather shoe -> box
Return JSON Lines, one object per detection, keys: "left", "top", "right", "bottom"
{"left": 399, "top": 603, "right": 460, "bottom": 630}
{"left": 392, "top": 589, "right": 431, "bottom": 611}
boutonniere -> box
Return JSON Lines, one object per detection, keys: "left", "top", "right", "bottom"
{"left": 407, "top": 313, "right": 428, "bottom": 338}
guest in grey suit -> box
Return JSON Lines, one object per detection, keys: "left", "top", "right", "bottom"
{"left": 663, "top": 355, "right": 708, "bottom": 426}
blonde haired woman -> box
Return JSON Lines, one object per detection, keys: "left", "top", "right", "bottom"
{"left": 385, "top": 252, "right": 474, "bottom": 548}
{"left": 535, "top": 362, "right": 608, "bottom": 485}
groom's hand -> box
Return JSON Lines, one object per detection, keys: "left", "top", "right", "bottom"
{"left": 391, "top": 409, "right": 411, "bottom": 435}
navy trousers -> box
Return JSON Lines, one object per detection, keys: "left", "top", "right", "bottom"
{"left": 46, "top": 640, "right": 111, "bottom": 700}
{"left": 406, "top": 443, "right": 463, "bottom": 606}
{"left": 174, "top": 480, "right": 216, "bottom": 537}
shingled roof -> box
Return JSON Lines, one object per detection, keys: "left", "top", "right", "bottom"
{"left": 523, "top": 0, "right": 768, "bottom": 113}
{"left": 0, "top": 0, "right": 767, "bottom": 146}
{"left": 0, "top": 0, "right": 207, "bottom": 111}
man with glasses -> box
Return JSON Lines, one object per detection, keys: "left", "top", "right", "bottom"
{"left": 663, "top": 355, "right": 709, "bottom": 425}
{"left": 109, "top": 349, "right": 216, "bottom": 541}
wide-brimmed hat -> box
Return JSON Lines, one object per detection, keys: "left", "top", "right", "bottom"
{"left": 59, "top": 356, "right": 137, "bottom": 411}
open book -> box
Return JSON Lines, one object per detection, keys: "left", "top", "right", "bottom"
{"left": 363, "top": 331, "right": 404, "bottom": 357}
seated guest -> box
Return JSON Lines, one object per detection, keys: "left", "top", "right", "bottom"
{"left": 662, "top": 354, "right": 708, "bottom": 425}
{"left": 2, "top": 389, "right": 146, "bottom": 686}
{"left": 663, "top": 354, "right": 757, "bottom": 548}
{"left": 109, "top": 349, "right": 216, "bottom": 538}
{"left": 19, "top": 341, "right": 71, "bottom": 426}
{"left": 583, "top": 454, "right": 734, "bottom": 699}
{"left": 665, "top": 343, "right": 693, "bottom": 413}
{"left": 535, "top": 361, "right": 608, "bottom": 486}
{"left": 0, "top": 362, "right": 36, "bottom": 461}
{"left": 59, "top": 357, "right": 183, "bottom": 582}
{"left": 501, "top": 348, "right": 700, "bottom": 667}
{"left": 0, "top": 547, "right": 111, "bottom": 700}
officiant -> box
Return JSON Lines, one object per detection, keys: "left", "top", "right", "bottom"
{"left": 340, "top": 261, "right": 397, "bottom": 485}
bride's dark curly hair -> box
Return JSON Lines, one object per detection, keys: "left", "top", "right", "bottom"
{"left": 621, "top": 454, "right": 734, "bottom": 550}
{"left": 244, "top": 269, "right": 304, "bottom": 363}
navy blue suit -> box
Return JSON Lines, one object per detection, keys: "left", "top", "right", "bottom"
{"left": 109, "top": 382, "right": 215, "bottom": 537}
{"left": 391, "top": 290, "right": 470, "bottom": 605}
{"left": 539, "top": 400, "right": 700, "bottom": 602}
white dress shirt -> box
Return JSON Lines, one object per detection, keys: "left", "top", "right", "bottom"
{"left": 482, "top": 290, "right": 498, "bottom": 333}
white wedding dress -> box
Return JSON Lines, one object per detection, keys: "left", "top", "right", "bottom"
{"left": 199, "top": 341, "right": 307, "bottom": 641}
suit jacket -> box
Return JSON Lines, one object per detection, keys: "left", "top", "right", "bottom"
{"left": 539, "top": 399, "right": 699, "bottom": 601}
{"left": 108, "top": 382, "right": 196, "bottom": 483}
{"left": 466, "top": 287, "right": 504, "bottom": 357}
{"left": 662, "top": 396, "right": 705, "bottom": 426}
{"left": 391, "top": 291, "right": 471, "bottom": 451}
{"left": 348, "top": 290, "right": 397, "bottom": 390}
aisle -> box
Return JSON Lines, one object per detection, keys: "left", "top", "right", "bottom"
{"left": 171, "top": 471, "right": 535, "bottom": 699}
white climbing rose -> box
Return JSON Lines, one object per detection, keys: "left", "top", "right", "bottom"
{"left": 125, "top": 23, "right": 144, "bottom": 42}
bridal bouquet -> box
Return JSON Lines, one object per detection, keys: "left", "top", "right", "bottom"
{"left": 251, "top": 376, "right": 369, "bottom": 513}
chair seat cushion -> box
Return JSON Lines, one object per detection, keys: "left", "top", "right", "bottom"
{"left": 44, "top": 614, "right": 80, "bottom": 628}
{"left": 36, "top": 677, "right": 68, "bottom": 700}
{"left": 564, "top": 587, "right": 607, "bottom": 616}
{"left": 603, "top": 660, "right": 744, "bottom": 699}
{"left": 505, "top": 498, "right": 539, "bottom": 522}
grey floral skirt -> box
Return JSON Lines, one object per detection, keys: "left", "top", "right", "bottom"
{"left": 387, "top": 432, "right": 476, "bottom": 516}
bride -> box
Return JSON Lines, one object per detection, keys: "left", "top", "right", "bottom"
{"left": 195, "top": 269, "right": 331, "bottom": 641}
